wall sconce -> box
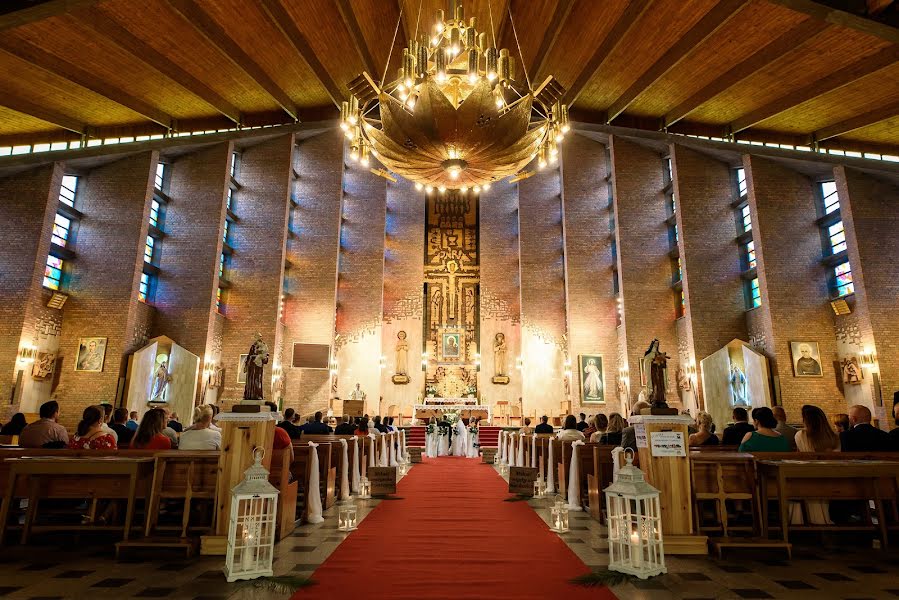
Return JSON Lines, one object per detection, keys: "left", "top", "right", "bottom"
{"left": 686, "top": 363, "right": 697, "bottom": 378}
{"left": 379, "top": 356, "right": 386, "bottom": 370}
{"left": 515, "top": 356, "right": 523, "bottom": 370}
{"left": 421, "top": 351, "right": 429, "bottom": 371}
{"left": 859, "top": 351, "right": 877, "bottom": 367}
{"left": 17, "top": 345, "right": 36, "bottom": 364}
{"left": 563, "top": 358, "right": 572, "bottom": 378}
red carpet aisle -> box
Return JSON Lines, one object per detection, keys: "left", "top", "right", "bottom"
{"left": 292, "top": 457, "right": 617, "bottom": 600}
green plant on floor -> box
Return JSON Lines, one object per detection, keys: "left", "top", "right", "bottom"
{"left": 238, "top": 575, "right": 315, "bottom": 594}
{"left": 570, "top": 570, "right": 639, "bottom": 587}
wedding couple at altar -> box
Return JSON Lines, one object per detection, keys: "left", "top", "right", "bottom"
{"left": 425, "top": 416, "right": 480, "bottom": 459}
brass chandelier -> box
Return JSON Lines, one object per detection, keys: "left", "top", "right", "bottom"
{"left": 340, "top": 0, "right": 570, "bottom": 192}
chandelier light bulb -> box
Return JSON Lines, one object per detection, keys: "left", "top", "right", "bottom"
{"left": 460, "top": 186, "right": 468, "bottom": 192}
{"left": 345, "top": 130, "right": 354, "bottom": 139}
{"left": 562, "top": 124, "right": 571, "bottom": 134}
{"left": 348, "top": 115, "right": 357, "bottom": 125}
{"left": 415, "top": 182, "right": 424, "bottom": 191}
{"left": 340, "top": 122, "right": 348, "bottom": 131}
{"left": 361, "top": 156, "right": 369, "bottom": 167}
{"left": 438, "top": 185, "right": 446, "bottom": 193}
{"left": 483, "top": 183, "right": 491, "bottom": 191}
{"left": 406, "top": 96, "right": 416, "bottom": 109}
{"left": 350, "top": 147, "right": 359, "bottom": 161}
{"left": 404, "top": 77, "right": 413, "bottom": 88}
{"left": 425, "top": 185, "right": 433, "bottom": 193}
{"left": 487, "top": 71, "right": 497, "bottom": 81}
{"left": 468, "top": 73, "right": 478, "bottom": 84}
{"left": 431, "top": 35, "right": 439, "bottom": 46}
{"left": 399, "top": 91, "right": 408, "bottom": 101}
{"left": 473, "top": 185, "right": 481, "bottom": 193}
{"left": 449, "top": 168, "right": 459, "bottom": 179}
{"left": 436, "top": 22, "right": 444, "bottom": 34}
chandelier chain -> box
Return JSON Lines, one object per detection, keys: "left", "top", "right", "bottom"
{"left": 488, "top": 0, "right": 497, "bottom": 48}
{"left": 508, "top": 4, "right": 531, "bottom": 91}
{"left": 380, "top": 1, "right": 405, "bottom": 88}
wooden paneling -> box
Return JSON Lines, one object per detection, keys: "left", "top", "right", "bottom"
{"left": 0, "top": 106, "right": 69, "bottom": 137}
{"left": 839, "top": 116, "right": 899, "bottom": 147}
{"left": 350, "top": 0, "right": 405, "bottom": 82}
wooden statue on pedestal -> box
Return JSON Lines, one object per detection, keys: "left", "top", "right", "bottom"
{"left": 242, "top": 333, "right": 270, "bottom": 401}
{"left": 642, "top": 339, "right": 671, "bottom": 410}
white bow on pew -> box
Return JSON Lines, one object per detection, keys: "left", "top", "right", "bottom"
{"left": 307, "top": 442, "right": 324, "bottom": 523}
{"left": 338, "top": 438, "right": 350, "bottom": 501}
{"left": 351, "top": 436, "right": 361, "bottom": 494}
{"left": 567, "top": 440, "right": 585, "bottom": 511}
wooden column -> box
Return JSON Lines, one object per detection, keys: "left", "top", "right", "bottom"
{"left": 630, "top": 415, "right": 707, "bottom": 555}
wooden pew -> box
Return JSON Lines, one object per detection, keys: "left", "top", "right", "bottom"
{"left": 300, "top": 434, "right": 358, "bottom": 500}
{"left": 690, "top": 452, "right": 759, "bottom": 538}
{"left": 577, "top": 444, "right": 618, "bottom": 520}
{"left": 143, "top": 450, "right": 219, "bottom": 538}
{"left": 267, "top": 447, "right": 298, "bottom": 540}
{"left": 292, "top": 439, "right": 336, "bottom": 509}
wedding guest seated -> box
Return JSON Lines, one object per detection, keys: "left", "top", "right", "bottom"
{"left": 179, "top": 405, "right": 222, "bottom": 450}
{"left": 20, "top": 400, "right": 68, "bottom": 449}
{"left": 588, "top": 414, "right": 608, "bottom": 442}
{"left": 575, "top": 413, "right": 589, "bottom": 432}
{"left": 278, "top": 408, "right": 302, "bottom": 439}
{"left": 793, "top": 404, "right": 840, "bottom": 524}
{"left": 161, "top": 408, "right": 179, "bottom": 448}
{"left": 721, "top": 407, "right": 755, "bottom": 446}
{"left": 69, "top": 405, "right": 117, "bottom": 449}
{"left": 599, "top": 413, "right": 625, "bottom": 445}
{"left": 1, "top": 413, "right": 27, "bottom": 436}
{"left": 334, "top": 416, "right": 356, "bottom": 435}
{"left": 305, "top": 411, "right": 333, "bottom": 434}
{"left": 372, "top": 415, "right": 388, "bottom": 434}
{"left": 688, "top": 411, "right": 719, "bottom": 446}
{"left": 738, "top": 407, "right": 790, "bottom": 452}
{"left": 772, "top": 406, "right": 798, "bottom": 450}
{"left": 167, "top": 412, "right": 183, "bottom": 433}
{"left": 126, "top": 411, "right": 140, "bottom": 431}
{"left": 109, "top": 407, "right": 134, "bottom": 446}
{"left": 263, "top": 401, "right": 293, "bottom": 452}
{"left": 98, "top": 403, "right": 118, "bottom": 444}
{"left": 209, "top": 404, "right": 222, "bottom": 432}
{"left": 621, "top": 401, "right": 651, "bottom": 451}
{"left": 355, "top": 419, "right": 370, "bottom": 436}
{"left": 519, "top": 418, "right": 534, "bottom": 435}
{"left": 534, "top": 415, "right": 553, "bottom": 434}
{"left": 831, "top": 412, "right": 850, "bottom": 434}
{"left": 840, "top": 404, "right": 892, "bottom": 452}
{"left": 557, "top": 415, "right": 585, "bottom": 441}
{"left": 131, "top": 408, "right": 172, "bottom": 449}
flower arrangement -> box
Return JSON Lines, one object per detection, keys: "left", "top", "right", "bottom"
{"left": 438, "top": 426, "right": 449, "bottom": 436}
{"left": 426, "top": 423, "right": 436, "bottom": 435}
{"left": 425, "top": 385, "right": 438, "bottom": 398}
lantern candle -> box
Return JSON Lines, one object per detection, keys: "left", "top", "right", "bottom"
{"left": 338, "top": 504, "right": 358, "bottom": 531}
{"left": 224, "top": 448, "right": 279, "bottom": 583}
{"left": 359, "top": 476, "right": 371, "bottom": 499}
{"left": 630, "top": 529, "right": 643, "bottom": 568}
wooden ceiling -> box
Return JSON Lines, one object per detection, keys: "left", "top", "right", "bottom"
{"left": 0, "top": 0, "right": 897, "bottom": 154}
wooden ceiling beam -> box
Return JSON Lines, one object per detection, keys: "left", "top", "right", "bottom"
{"left": 606, "top": 0, "right": 749, "bottom": 123}
{"left": 0, "top": 93, "right": 85, "bottom": 134}
{"left": 491, "top": 0, "right": 511, "bottom": 49}
{"left": 167, "top": 0, "right": 298, "bottom": 120}
{"left": 564, "top": 0, "right": 653, "bottom": 106}
{"left": 335, "top": 0, "right": 379, "bottom": 76}
{"left": 0, "top": 0, "right": 102, "bottom": 31}
{"left": 259, "top": 0, "right": 343, "bottom": 107}
{"left": 663, "top": 18, "right": 827, "bottom": 129}
{"left": 81, "top": 7, "right": 241, "bottom": 124}
{"left": 731, "top": 44, "right": 899, "bottom": 133}
{"left": 766, "top": 0, "right": 899, "bottom": 44}
{"left": 531, "top": 0, "right": 576, "bottom": 79}
{"left": 0, "top": 40, "right": 174, "bottom": 129}
{"left": 811, "top": 99, "right": 899, "bottom": 142}
{"left": 398, "top": 0, "right": 410, "bottom": 45}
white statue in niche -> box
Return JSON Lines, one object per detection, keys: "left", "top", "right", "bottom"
{"left": 395, "top": 330, "right": 409, "bottom": 376}
{"left": 149, "top": 359, "right": 172, "bottom": 403}
{"left": 730, "top": 364, "right": 749, "bottom": 407}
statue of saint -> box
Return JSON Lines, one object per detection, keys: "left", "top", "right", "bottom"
{"left": 242, "top": 333, "right": 270, "bottom": 401}
{"left": 395, "top": 331, "right": 409, "bottom": 376}
{"left": 150, "top": 360, "right": 172, "bottom": 402}
{"left": 493, "top": 333, "right": 507, "bottom": 376}
{"left": 642, "top": 339, "right": 670, "bottom": 409}
{"left": 730, "top": 364, "right": 748, "bottom": 406}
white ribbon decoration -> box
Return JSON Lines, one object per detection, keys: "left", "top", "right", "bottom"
{"left": 389, "top": 433, "right": 399, "bottom": 467}
{"left": 351, "top": 436, "right": 361, "bottom": 494}
{"left": 380, "top": 434, "right": 389, "bottom": 467}
{"left": 306, "top": 442, "right": 324, "bottom": 523}
{"left": 509, "top": 433, "right": 517, "bottom": 467}
{"left": 517, "top": 432, "right": 526, "bottom": 466}
{"left": 546, "top": 440, "right": 555, "bottom": 493}
{"left": 498, "top": 431, "right": 506, "bottom": 463}
{"left": 400, "top": 430, "right": 407, "bottom": 461}
{"left": 368, "top": 434, "right": 377, "bottom": 467}
{"left": 531, "top": 434, "right": 537, "bottom": 469}
{"left": 567, "top": 440, "right": 585, "bottom": 511}
{"left": 338, "top": 438, "right": 350, "bottom": 501}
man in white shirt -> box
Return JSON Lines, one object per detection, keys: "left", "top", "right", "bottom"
{"left": 179, "top": 405, "right": 222, "bottom": 450}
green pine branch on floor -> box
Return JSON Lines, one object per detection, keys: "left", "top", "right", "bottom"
{"left": 238, "top": 575, "right": 315, "bottom": 593}
{"left": 570, "top": 570, "right": 638, "bottom": 587}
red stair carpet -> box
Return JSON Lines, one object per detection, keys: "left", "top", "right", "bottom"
{"left": 406, "top": 425, "right": 501, "bottom": 448}
{"left": 292, "top": 457, "right": 617, "bottom": 600}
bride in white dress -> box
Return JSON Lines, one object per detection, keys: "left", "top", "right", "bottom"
{"left": 425, "top": 417, "right": 438, "bottom": 458}
{"left": 452, "top": 417, "right": 468, "bottom": 456}
{"left": 466, "top": 418, "right": 480, "bottom": 458}
{"left": 437, "top": 419, "right": 450, "bottom": 456}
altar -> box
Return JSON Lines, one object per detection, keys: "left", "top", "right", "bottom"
{"left": 414, "top": 398, "right": 490, "bottom": 423}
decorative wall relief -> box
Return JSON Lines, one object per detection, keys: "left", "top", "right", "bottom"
{"left": 334, "top": 316, "right": 382, "bottom": 351}
{"left": 480, "top": 289, "right": 519, "bottom": 323}
{"left": 383, "top": 291, "right": 423, "bottom": 323}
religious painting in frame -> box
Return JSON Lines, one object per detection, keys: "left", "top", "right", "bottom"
{"left": 75, "top": 337, "right": 107, "bottom": 372}
{"left": 790, "top": 341, "right": 823, "bottom": 377}
{"left": 236, "top": 354, "right": 248, "bottom": 384}
{"left": 438, "top": 329, "right": 463, "bottom": 362}
{"left": 579, "top": 354, "right": 605, "bottom": 404}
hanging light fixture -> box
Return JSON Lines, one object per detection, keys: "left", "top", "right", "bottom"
{"left": 340, "top": 0, "right": 569, "bottom": 190}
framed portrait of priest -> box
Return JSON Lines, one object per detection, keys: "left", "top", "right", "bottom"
{"left": 75, "top": 337, "right": 107, "bottom": 372}
{"left": 579, "top": 354, "right": 605, "bottom": 404}
{"left": 790, "top": 341, "right": 823, "bottom": 377}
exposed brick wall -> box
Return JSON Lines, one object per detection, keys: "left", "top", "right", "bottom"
{"left": 0, "top": 164, "right": 61, "bottom": 418}
{"left": 671, "top": 144, "right": 747, "bottom": 408}
{"left": 835, "top": 166, "right": 899, "bottom": 416}
{"left": 518, "top": 167, "right": 568, "bottom": 418}
{"left": 283, "top": 130, "right": 343, "bottom": 415}
{"left": 219, "top": 135, "right": 294, "bottom": 409}
{"left": 743, "top": 155, "right": 842, "bottom": 417}
{"left": 562, "top": 134, "right": 619, "bottom": 415}
{"left": 381, "top": 178, "right": 425, "bottom": 419}
{"left": 610, "top": 136, "right": 680, "bottom": 408}
{"left": 55, "top": 152, "right": 156, "bottom": 427}
{"left": 479, "top": 181, "right": 523, "bottom": 410}
{"left": 334, "top": 162, "right": 387, "bottom": 414}
{"left": 152, "top": 142, "right": 231, "bottom": 369}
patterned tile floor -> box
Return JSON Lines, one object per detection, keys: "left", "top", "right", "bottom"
{"left": 0, "top": 463, "right": 896, "bottom": 599}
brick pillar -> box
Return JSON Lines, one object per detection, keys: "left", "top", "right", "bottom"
{"left": 518, "top": 167, "right": 568, "bottom": 419}
{"left": 0, "top": 164, "right": 62, "bottom": 416}
{"left": 381, "top": 179, "right": 425, "bottom": 421}
{"left": 562, "top": 134, "right": 619, "bottom": 415}
{"left": 610, "top": 135, "right": 680, "bottom": 408}
{"left": 152, "top": 142, "right": 231, "bottom": 387}
{"left": 219, "top": 135, "right": 294, "bottom": 407}
{"left": 744, "top": 155, "right": 841, "bottom": 416}
{"left": 479, "top": 181, "right": 523, "bottom": 412}
{"left": 835, "top": 166, "right": 899, "bottom": 418}
{"left": 334, "top": 163, "right": 387, "bottom": 416}
{"left": 283, "top": 130, "right": 343, "bottom": 414}
{"left": 671, "top": 144, "right": 747, "bottom": 409}
{"left": 56, "top": 152, "right": 157, "bottom": 419}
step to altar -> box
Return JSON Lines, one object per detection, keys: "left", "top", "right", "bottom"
{"left": 406, "top": 425, "right": 502, "bottom": 448}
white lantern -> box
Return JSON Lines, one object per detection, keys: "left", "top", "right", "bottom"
{"left": 359, "top": 476, "right": 371, "bottom": 499}
{"left": 550, "top": 497, "right": 569, "bottom": 533}
{"left": 224, "top": 448, "right": 279, "bottom": 583}
{"left": 338, "top": 504, "right": 358, "bottom": 531}
{"left": 603, "top": 450, "right": 666, "bottom": 579}
{"left": 533, "top": 478, "right": 546, "bottom": 498}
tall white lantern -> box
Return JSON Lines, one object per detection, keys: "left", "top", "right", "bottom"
{"left": 603, "top": 451, "right": 666, "bottom": 579}
{"left": 224, "top": 448, "right": 280, "bottom": 583}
